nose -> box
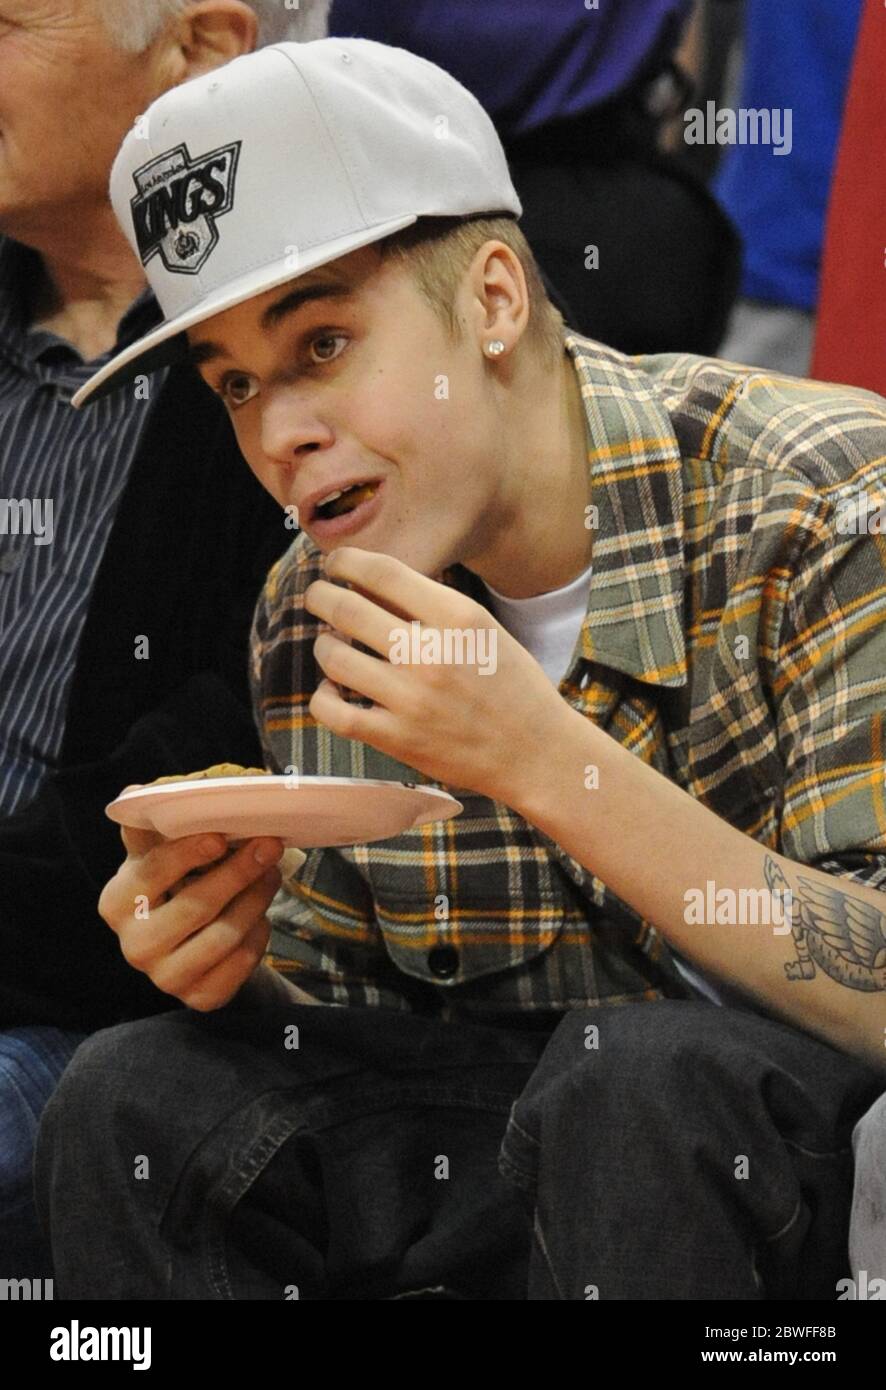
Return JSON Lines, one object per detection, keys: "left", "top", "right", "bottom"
{"left": 260, "top": 383, "right": 334, "bottom": 465}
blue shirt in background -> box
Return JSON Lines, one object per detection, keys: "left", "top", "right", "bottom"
{"left": 330, "top": 0, "right": 690, "bottom": 140}
{"left": 714, "top": 0, "right": 862, "bottom": 312}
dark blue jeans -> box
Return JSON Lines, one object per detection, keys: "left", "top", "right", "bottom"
{"left": 0, "top": 1025, "right": 88, "bottom": 1279}
{"left": 35, "top": 1002, "right": 548, "bottom": 1299}
{"left": 34, "top": 999, "right": 883, "bottom": 1300}
{"left": 498, "top": 1002, "right": 884, "bottom": 1300}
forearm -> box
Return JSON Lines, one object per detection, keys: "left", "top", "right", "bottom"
{"left": 510, "top": 703, "right": 886, "bottom": 1072}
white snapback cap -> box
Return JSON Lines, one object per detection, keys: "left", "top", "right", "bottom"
{"left": 73, "top": 37, "right": 522, "bottom": 407}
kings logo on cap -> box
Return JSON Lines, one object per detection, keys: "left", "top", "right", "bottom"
{"left": 129, "top": 141, "right": 242, "bottom": 276}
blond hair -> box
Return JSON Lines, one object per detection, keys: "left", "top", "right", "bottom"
{"left": 378, "top": 215, "right": 564, "bottom": 364}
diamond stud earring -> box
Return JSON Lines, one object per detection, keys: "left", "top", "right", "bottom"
{"left": 485, "top": 339, "right": 506, "bottom": 357}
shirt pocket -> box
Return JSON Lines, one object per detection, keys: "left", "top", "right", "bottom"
{"left": 361, "top": 791, "right": 571, "bottom": 987}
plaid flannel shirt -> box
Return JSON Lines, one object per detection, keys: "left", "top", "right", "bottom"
{"left": 250, "top": 329, "right": 886, "bottom": 1020}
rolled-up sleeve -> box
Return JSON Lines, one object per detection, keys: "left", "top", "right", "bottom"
{"left": 776, "top": 505, "right": 886, "bottom": 876}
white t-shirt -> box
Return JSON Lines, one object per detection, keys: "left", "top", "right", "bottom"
{"left": 483, "top": 563, "right": 724, "bottom": 1006}
{"left": 483, "top": 559, "right": 595, "bottom": 688}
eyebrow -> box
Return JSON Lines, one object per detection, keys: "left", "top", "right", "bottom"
{"left": 187, "top": 279, "right": 354, "bottom": 368}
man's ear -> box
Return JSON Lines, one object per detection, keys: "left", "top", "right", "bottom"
{"left": 467, "top": 241, "right": 530, "bottom": 358}
{"left": 155, "top": 0, "right": 259, "bottom": 89}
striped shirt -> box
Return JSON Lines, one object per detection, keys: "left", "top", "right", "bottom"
{"left": 0, "top": 236, "right": 165, "bottom": 815}
{"left": 251, "top": 329, "right": 886, "bottom": 1018}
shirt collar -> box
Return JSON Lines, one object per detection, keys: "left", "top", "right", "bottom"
{"left": 565, "top": 331, "right": 687, "bottom": 688}
{"left": 295, "top": 325, "right": 690, "bottom": 694}
{"left": 0, "top": 233, "right": 162, "bottom": 377}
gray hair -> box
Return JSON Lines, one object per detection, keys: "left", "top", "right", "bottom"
{"left": 98, "top": 0, "right": 331, "bottom": 53}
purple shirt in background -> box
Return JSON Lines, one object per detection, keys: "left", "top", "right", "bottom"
{"left": 330, "top": 0, "right": 691, "bottom": 140}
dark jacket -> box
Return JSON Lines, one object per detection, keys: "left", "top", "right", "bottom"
{"left": 0, "top": 362, "right": 290, "bottom": 1030}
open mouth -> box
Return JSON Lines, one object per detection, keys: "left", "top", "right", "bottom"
{"left": 308, "top": 478, "right": 385, "bottom": 537}
{"left": 312, "top": 480, "right": 381, "bottom": 522}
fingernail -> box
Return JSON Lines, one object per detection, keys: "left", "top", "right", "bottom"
{"left": 254, "top": 841, "right": 281, "bottom": 866}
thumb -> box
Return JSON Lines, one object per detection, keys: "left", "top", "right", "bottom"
{"left": 119, "top": 822, "right": 165, "bottom": 858}
{"left": 113, "top": 785, "right": 159, "bottom": 857}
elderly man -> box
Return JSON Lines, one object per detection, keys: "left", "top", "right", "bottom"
{"left": 0, "top": 0, "right": 329, "bottom": 1280}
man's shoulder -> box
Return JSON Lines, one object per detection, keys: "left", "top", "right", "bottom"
{"left": 635, "top": 349, "right": 886, "bottom": 498}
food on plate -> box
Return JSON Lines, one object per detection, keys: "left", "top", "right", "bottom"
{"left": 147, "top": 763, "right": 270, "bottom": 786}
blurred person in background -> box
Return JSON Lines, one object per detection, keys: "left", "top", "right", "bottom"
{"left": 713, "top": 0, "right": 864, "bottom": 375}
{"left": 331, "top": 0, "right": 741, "bottom": 356}
{"left": 0, "top": 0, "right": 329, "bottom": 1283}
{"left": 812, "top": 0, "right": 886, "bottom": 398}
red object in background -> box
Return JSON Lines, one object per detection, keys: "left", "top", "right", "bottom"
{"left": 811, "top": 0, "right": 886, "bottom": 395}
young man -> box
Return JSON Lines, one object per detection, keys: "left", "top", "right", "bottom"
{"left": 37, "top": 39, "right": 885, "bottom": 1300}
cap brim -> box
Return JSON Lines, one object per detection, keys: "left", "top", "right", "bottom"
{"left": 72, "top": 215, "right": 418, "bottom": 408}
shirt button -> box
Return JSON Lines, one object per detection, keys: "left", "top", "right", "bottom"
{"left": 428, "top": 944, "right": 459, "bottom": 979}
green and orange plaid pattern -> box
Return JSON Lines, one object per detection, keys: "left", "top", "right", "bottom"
{"left": 249, "top": 330, "right": 886, "bottom": 1018}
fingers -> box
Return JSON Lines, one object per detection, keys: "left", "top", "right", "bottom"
{"left": 119, "top": 823, "right": 166, "bottom": 859}
{"left": 101, "top": 831, "right": 247, "bottom": 923}
{"left": 305, "top": 579, "right": 400, "bottom": 656}
{"left": 147, "top": 868, "right": 280, "bottom": 1005}
{"left": 183, "top": 914, "right": 273, "bottom": 1012}
{"left": 312, "top": 629, "right": 400, "bottom": 708}
{"left": 101, "top": 831, "right": 283, "bottom": 1007}
{"left": 106, "top": 833, "right": 280, "bottom": 938}
{"left": 161, "top": 838, "right": 282, "bottom": 943}
{"left": 321, "top": 549, "right": 436, "bottom": 616}
{"left": 114, "top": 787, "right": 156, "bottom": 859}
